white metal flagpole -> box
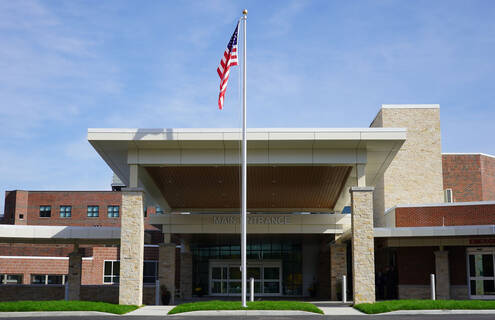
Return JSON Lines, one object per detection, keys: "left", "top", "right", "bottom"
{"left": 241, "top": 8, "right": 248, "bottom": 308}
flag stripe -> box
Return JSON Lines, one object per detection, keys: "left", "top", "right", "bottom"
{"left": 217, "top": 23, "right": 239, "bottom": 110}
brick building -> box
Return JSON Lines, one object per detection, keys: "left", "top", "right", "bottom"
{"left": 1, "top": 105, "right": 495, "bottom": 304}
{"left": 0, "top": 190, "right": 171, "bottom": 302}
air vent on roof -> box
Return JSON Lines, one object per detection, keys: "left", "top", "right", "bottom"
{"left": 444, "top": 189, "right": 453, "bottom": 203}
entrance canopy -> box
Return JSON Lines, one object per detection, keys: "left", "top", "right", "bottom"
{"left": 88, "top": 128, "right": 405, "bottom": 213}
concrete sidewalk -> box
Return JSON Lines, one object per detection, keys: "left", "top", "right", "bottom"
{"left": 126, "top": 305, "right": 175, "bottom": 316}
{"left": 126, "top": 305, "right": 363, "bottom": 316}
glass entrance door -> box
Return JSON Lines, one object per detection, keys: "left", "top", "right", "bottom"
{"left": 468, "top": 248, "right": 495, "bottom": 299}
{"left": 209, "top": 260, "right": 281, "bottom": 296}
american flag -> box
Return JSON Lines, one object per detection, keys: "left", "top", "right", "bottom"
{"left": 217, "top": 23, "right": 239, "bottom": 110}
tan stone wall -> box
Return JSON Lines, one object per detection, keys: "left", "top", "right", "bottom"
{"left": 119, "top": 190, "right": 145, "bottom": 305}
{"left": 398, "top": 285, "right": 430, "bottom": 299}
{"left": 351, "top": 187, "right": 375, "bottom": 304}
{"left": 68, "top": 252, "right": 82, "bottom": 300}
{"left": 180, "top": 252, "right": 192, "bottom": 300}
{"left": 371, "top": 106, "right": 444, "bottom": 227}
{"left": 159, "top": 243, "right": 176, "bottom": 304}
{"left": 330, "top": 243, "right": 347, "bottom": 301}
{"left": 434, "top": 250, "right": 450, "bottom": 299}
{"left": 451, "top": 285, "right": 469, "bottom": 299}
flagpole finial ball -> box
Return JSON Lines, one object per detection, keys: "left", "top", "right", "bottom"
{"left": 243, "top": 9, "right": 248, "bottom": 15}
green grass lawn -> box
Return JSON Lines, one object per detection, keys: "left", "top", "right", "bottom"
{"left": 0, "top": 300, "right": 139, "bottom": 315}
{"left": 168, "top": 300, "right": 323, "bottom": 315}
{"left": 354, "top": 299, "right": 495, "bottom": 314}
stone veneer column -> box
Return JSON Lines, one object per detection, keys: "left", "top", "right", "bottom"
{"left": 330, "top": 243, "right": 347, "bottom": 301}
{"left": 68, "top": 250, "right": 82, "bottom": 300}
{"left": 180, "top": 245, "right": 193, "bottom": 300}
{"left": 434, "top": 250, "right": 450, "bottom": 299}
{"left": 119, "top": 189, "right": 144, "bottom": 305}
{"left": 159, "top": 243, "right": 176, "bottom": 305}
{"left": 350, "top": 187, "right": 376, "bottom": 304}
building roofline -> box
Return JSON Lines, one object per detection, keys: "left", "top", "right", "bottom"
{"left": 381, "top": 104, "right": 440, "bottom": 109}
{"left": 442, "top": 152, "right": 495, "bottom": 159}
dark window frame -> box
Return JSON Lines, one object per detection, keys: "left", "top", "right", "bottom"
{"left": 87, "top": 205, "right": 99, "bottom": 217}
{"left": 60, "top": 205, "right": 72, "bottom": 218}
{"left": 39, "top": 205, "right": 51, "bottom": 218}
{"left": 107, "top": 205, "right": 120, "bottom": 218}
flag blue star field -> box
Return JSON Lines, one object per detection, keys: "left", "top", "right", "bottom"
{"left": 217, "top": 23, "right": 239, "bottom": 110}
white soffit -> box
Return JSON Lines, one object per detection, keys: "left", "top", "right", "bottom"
{"left": 88, "top": 128, "right": 406, "bottom": 191}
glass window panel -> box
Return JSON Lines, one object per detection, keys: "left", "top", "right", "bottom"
{"left": 31, "top": 275, "right": 45, "bottom": 284}
{"left": 229, "top": 267, "right": 241, "bottom": 280}
{"left": 212, "top": 267, "right": 222, "bottom": 280}
{"left": 229, "top": 281, "right": 241, "bottom": 293}
{"left": 212, "top": 281, "right": 222, "bottom": 293}
{"left": 104, "top": 276, "right": 112, "bottom": 283}
{"left": 484, "top": 280, "right": 495, "bottom": 295}
{"left": 264, "top": 267, "right": 279, "bottom": 280}
{"left": 247, "top": 267, "right": 261, "bottom": 280}
{"left": 469, "top": 255, "right": 475, "bottom": 277}
{"left": 254, "top": 281, "right": 261, "bottom": 293}
{"left": 6, "top": 275, "right": 22, "bottom": 284}
{"left": 113, "top": 261, "right": 120, "bottom": 276}
{"left": 47, "top": 275, "right": 63, "bottom": 284}
{"left": 482, "top": 255, "right": 494, "bottom": 277}
{"left": 263, "top": 281, "right": 280, "bottom": 293}
{"left": 104, "top": 261, "right": 112, "bottom": 276}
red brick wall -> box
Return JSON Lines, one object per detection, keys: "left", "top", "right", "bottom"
{"left": 0, "top": 257, "right": 68, "bottom": 284}
{"left": 26, "top": 191, "right": 122, "bottom": 227}
{"left": 442, "top": 154, "right": 483, "bottom": 202}
{"left": 395, "top": 203, "right": 495, "bottom": 227}
{"left": 480, "top": 155, "right": 495, "bottom": 201}
{"left": 397, "top": 247, "right": 435, "bottom": 285}
{"left": 0, "top": 245, "right": 158, "bottom": 285}
{"left": 2, "top": 191, "right": 17, "bottom": 224}
{"left": 3, "top": 190, "right": 161, "bottom": 236}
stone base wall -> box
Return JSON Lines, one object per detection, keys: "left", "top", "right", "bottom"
{"left": 0, "top": 285, "right": 65, "bottom": 301}
{"left": 451, "top": 285, "right": 469, "bottom": 300}
{"left": 398, "top": 285, "right": 431, "bottom": 299}
{"left": 0, "top": 285, "right": 157, "bottom": 305}
{"left": 398, "top": 284, "right": 469, "bottom": 300}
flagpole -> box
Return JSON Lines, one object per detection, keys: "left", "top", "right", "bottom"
{"left": 241, "top": 8, "right": 248, "bottom": 308}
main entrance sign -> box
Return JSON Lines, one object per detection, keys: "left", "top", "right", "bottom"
{"left": 150, "top": 213, "right": 351, "bottom": 234}
{"left": 214, "top": 216, "right": 290, "bottom": 225}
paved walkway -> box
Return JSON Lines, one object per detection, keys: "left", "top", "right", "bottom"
{"left": 126, "top": 305, "right": 175, "bottom": 316}
{"left": 126, "top": 305, "right": 363, "bottom": 316}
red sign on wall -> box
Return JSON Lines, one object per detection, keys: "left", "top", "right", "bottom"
{"left": 469, "top": 238, "right": 495, "bottom": 245}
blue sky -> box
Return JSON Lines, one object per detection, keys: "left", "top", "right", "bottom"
{"left": 1, "top": 0, "right": 495, "bottom": 212}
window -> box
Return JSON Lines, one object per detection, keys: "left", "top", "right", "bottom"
{"left": 39, "top": 206, "right": 51, "bottom": 217}
{"left": 444, "top": 189, "right": 454, "bottom": 203}
{"left": 107, "top": 206, "right": 119, "bottom": 218}
{"left": 19, "top": 214, "right": 24, "bottom": 220}
{"left": 156, "top": 206, "right": 164, "bottom": 215}
{"left": 31, "top": 274, "right": 66, "bottom": 285}
{"left": 143, "top": 261, "right": 158, "bottom": 283}
{"left": 87, "top": 206, "right": 99, "bottom": 217}
{"left": 60, "top": 206, "right": 72, "bottom": 218}
{"left": 0, "top": 274, "right": 23, "bottom": 285}
{"left": 104, "top": 261, "right": 120, "bottom": 284}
